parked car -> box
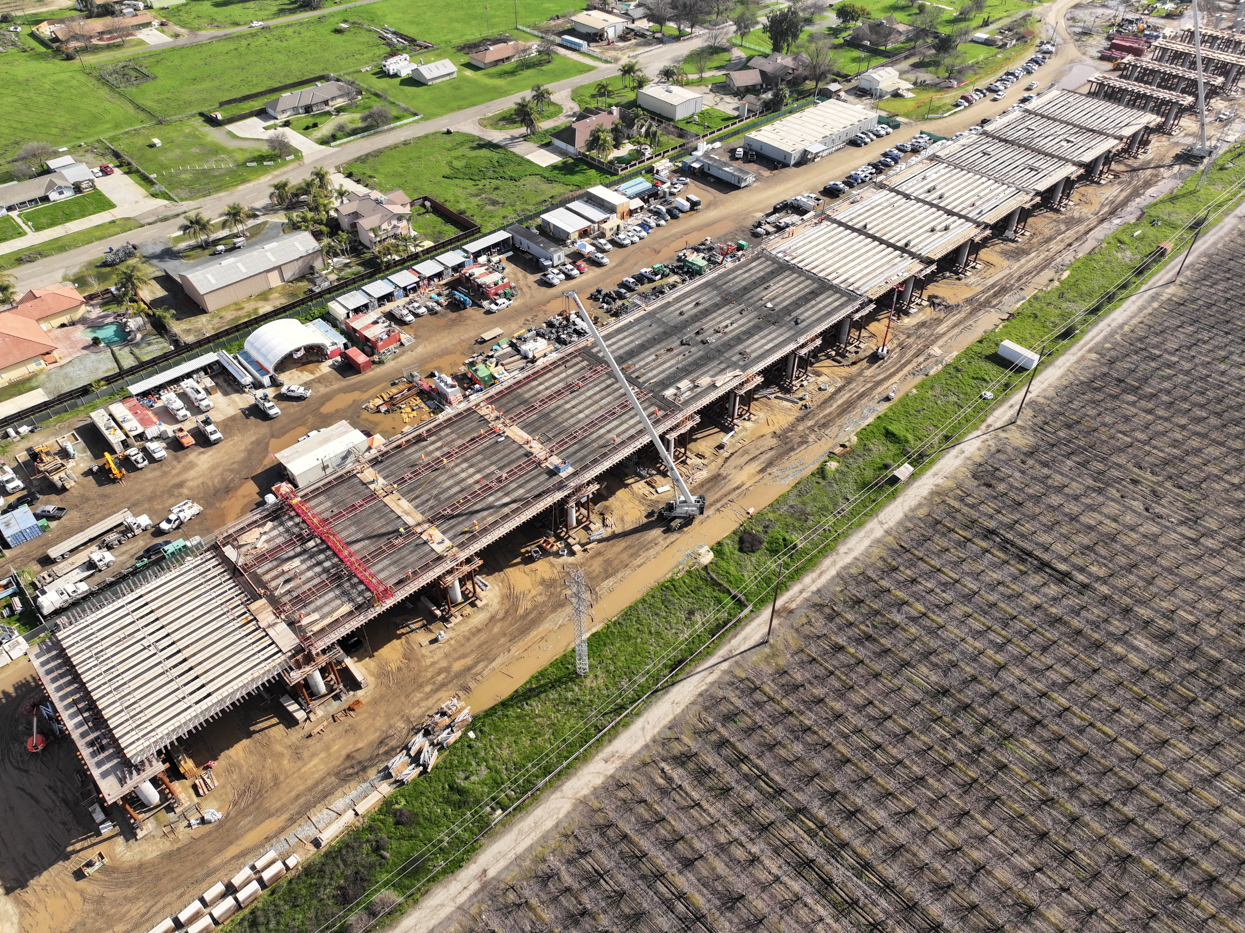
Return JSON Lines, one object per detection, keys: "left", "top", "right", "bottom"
{"left": 1020, "top": 93, "right": 1035, "bottom": 103}
{"left": 572, "top": 260, "right": 587, "bottom": 273}
{"left": 2, "top": 492, "right": 40, "bottom": 514}
{"left": 391, "top": 305, "right": 415, "bottom": 324}
{"left": 611, "top": 234, "right": 631, "bottom": 247}
{"left": 666, "top": 207, "right": 682, "bottom": 219}
{"left": 1027, "top": 80, "right": 1040, "bottom": 90}
{"left": 629, "top": 226, "right": 648, "bottom": 239}
{"left": 540, "top": 270, "right": 564, "bottom": 286}
{"left": 592, "top": 237, "right": 613, "bottom": 252}
{"left": 589, "top": 251, "right": 610, "bottom": 265}
{"left": 646, "top": 213, "right": 666, "bottom": 226}
{"left": 127, "top": 448, "right": 149, "bottom": 470}
{"left": 484, "top": 296, "right": 511, "bottom": 313}
{"left": 558, "top": 263, "right": 580, "bottom": 279}
{"left": 280, "top": 384, "right": 312, "bottom": 399}
{"left": 35, "top": 505, "right": 68, "bottom": 520}
{"left": 250, "top": 19, "right": 264, "bottom": 26}
{"left": 144, "top": 440, "right": 168, "bottom": 462}
{"left": 993, "top": 91, "right": 1007, "bottom": 101}
{"left": 98, "top": 164, "right": 114, "bottom": 175}
{"left": 619, "top": 277, "right": 639, "bottom": 291}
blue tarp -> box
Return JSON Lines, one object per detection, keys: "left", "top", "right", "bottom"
{"left": 616, "top": 178, "right": 654, "bottom": 198}
{"left": 0, "top": 506, "right": 41, "bottom": 548}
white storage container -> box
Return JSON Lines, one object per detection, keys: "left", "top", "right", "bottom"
{"left": 998, "top": 339, "right": 1039, "bottom": 370}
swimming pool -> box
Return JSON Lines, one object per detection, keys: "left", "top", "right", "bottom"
{"left": 84, "top": 322, "right": 129, "bottom": 346}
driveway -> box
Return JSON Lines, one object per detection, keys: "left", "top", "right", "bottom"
{"left": 0, "top": 174, "right": 171, "bottom": 256}
{"left": 228, "top": 117, "right": 329, "bottom": 156}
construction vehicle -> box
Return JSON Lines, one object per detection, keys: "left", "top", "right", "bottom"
{"left": 103, "top": 452, "right": 125, "bottom": 483}
{"left": 568, "top": 291, "right": 705, "bottom": 522}
{"left": 78, "top": 851, "right": 107, "bottom": 877}
{"left": 29, "top": 432, "right": 81, "bottom": 490}
{"left": 48, "top": 510, "right": 149, "bottom": 563}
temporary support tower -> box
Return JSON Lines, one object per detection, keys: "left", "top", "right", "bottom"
{"left": 564, "top": 564, "right": 592, "bottom": 676}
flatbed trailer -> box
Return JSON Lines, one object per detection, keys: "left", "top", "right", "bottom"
{"left": 47, "top": 510, "right": 134, "bottom": 563}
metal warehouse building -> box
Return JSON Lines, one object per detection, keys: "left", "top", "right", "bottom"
{"left": 637, "top": 84, "right": 704, "bottom": 121}
{"left": 178, "top": 233, "right": 323, "bottom": 313}
{"left": 745, "top": 99, "right": 877, "bottom": 166}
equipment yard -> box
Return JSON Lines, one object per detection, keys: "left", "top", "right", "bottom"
{"left": 0, "top": 83, "right": 1210, "bottom": 933}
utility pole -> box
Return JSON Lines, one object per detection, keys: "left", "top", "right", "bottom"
{"left": 564, "top": 565, "right": 592, "bottom": 676}
{"left": 1190, "top": 0, "right": 1211, "bottom": 159}
{"left": 765, "top": 561, "right": 784, "bottom": 643}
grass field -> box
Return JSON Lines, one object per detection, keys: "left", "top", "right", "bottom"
{"left": 0, "top": 217, "right": 143, "bottom": 271}
{"left": 108, "top": 118, "right": 298, "bottom": 199}
{"left": 111, "top": 21, "right": 388, "bottom": 116}
{"left": 344, "top": 133, "right": 609, "bottom": 231}
{"left": 0, "top": 215, "right": 23, "bottom": 243}
{"left": 480, "top": 100, "right": 564, "bottom": 131}
{"left": 164, "top": 0, "right": 307, "bottom": 29}
{"left": 20, "top": 188, "right": 116, "bottom": 232}
{"left": 351, "top": 0, "right": 586, "bottom": 48}
{"left": 354, "top": 52, "right": 593, "bottom": 121}
{"left": 674, "top": 106, "right": 739, "bottom": 133}
{"left": 0, "top": 37, "right": 151, "bottom": 160}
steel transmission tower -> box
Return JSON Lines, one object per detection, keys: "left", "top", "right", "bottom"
{"left": 564, "top": 565, "right": 593, "bottom": 676}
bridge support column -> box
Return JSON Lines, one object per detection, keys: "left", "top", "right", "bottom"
{"left": 836, "top": 317, "right": 851, "bottom": 346}
{"left": 1047, "top": 178, "right": 1066, "bottom": 209}
{"left": 955, "top": 239, "right": 972, "bottom": 271}
{"left": 901, "top": 276, "right": 915, "bottom": 308}
{"left": 1163, "top": 100, "right": 1181, "bottom": 133}
{"left": 307, "top": 669, "right": 327, "bottom": 697}
{"left": 1003, "top": 205, "right": 1023, "bottom": 237}
{"left": 447, "top": 577, "right": 463, "bottom": 604}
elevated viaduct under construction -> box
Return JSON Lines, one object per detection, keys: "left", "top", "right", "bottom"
{"left": 29, "top": 90, "right": 1166, "bottom": 811}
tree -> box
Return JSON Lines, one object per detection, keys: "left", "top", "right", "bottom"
{"left": 512, "top": 96, "right": 540, "bottom": 136}
{"left": 647, "top": 0, "right": 673, "bottom": 34}
{"left": 309, "top": 166, "right": 331, "bottom": 193}
{"left": 932, "top": 30, "right": 959, "bottom": 55}
{"left": 334, "top": 185, "right": 351, "bottom": 205}
{"left": 768, "top": 84, "right": 791, "bottom": 111}
{"left": 535, "top": 38, "right": 556, "bottom": 64}
{"left": 659, "top": 63, "right": 682, "bottom": 85}
{"left": 270, "top": 179, "right": 292, "bottom": 206}
{"left": 223, "top": 202, "right": 256, "bottom": 235}
{"left": 687, "top": 45, "right": 714, "bottom": 79}
{"left": 620, "top": 60, "right": 640, "bottom": 88}
{"left": 114, "top": 262, "right": 152, "bottom": 305}
{"left": 671, "top": 0, "right": 710, "bottom": 36}
{"left": 733, "top": 3, "right": 759, "bottom": 40}
{"left": 594, "top": 80, "right": 612, "bottom": 106}
{"left": 586, "top": 124, "right": 614, "bottom": 160}
{"left": 332, "top": 231, "right": 352, "bottom": 257}
{"left": 833, "top": 1, "right": 870, "bottom": 25}
{"left": 530, "top": 84, "right": 552, "bottom": 115}
{"left": 179, "top": 211, "right": 212, "bottom": 248}
{"left": 0, "top": 272, "right": 16, "bottom": 309}
{"left": 913, "top": 5, "right": 942, "bottom": 31}
{"left": 611, "top": 122, "right": 628, "bottom": 146}
{"left": 765, "top": 6, "right": 804, "bottom": 53}
{"left": 634, "top": 72, "right": 650, "bottom": 90}
{"left": 706, "top": 21, "right": 732, "bottom": 49}
{"left": 297, "top": 0, "right": 325, "bottom": 8}
{"left": 267, "top": 131, "right": 296, "bottom": 157}
{"left": 362, "top": 105, "right": 392, "bottom": 129}
{"left": 941, "top": 49, "right": 969, "bottom": 80}
{"left": 800, "top": 36, "right": 836, "bottom": 90}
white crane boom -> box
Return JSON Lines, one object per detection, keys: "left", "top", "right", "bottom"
{"left": 567, "top": 291, "right": 705, "bottom": 520}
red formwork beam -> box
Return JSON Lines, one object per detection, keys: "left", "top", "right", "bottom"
{"left": 275, "top": 484, "right": 394, "bottom": 605}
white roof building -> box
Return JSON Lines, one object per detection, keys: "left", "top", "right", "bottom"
{"left": 570, "top": 10, "right": 628, "bottom": 38}
{"left": 858, "top": 66, "right": 911, "bottom": 98}
{"left": 275, "top": 420, "right": 370, "bottom": 488}
{"left": 411, "top": 59, "right": 458, "bottom": 85}
{"left": 244, "top": 319, "right": 332, "bottom": 373}
{"left": 637, "top": 84, "right": 704, "bottom": 121}
{"left": 745, "top": 99, "right": 877, "bottom": 166}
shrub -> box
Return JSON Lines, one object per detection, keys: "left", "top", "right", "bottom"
{"left": 392, "top": 807, "right": 414, "bottom": 826}
{"left": 738, "top": 529, "right": 765, "bottom": 553}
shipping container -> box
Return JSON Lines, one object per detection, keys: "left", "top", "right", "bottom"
{"left": 345, "top": 348, "right": 372, "bottom": 373}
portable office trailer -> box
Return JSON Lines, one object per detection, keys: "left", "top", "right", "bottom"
{"left": 505, "top": 224, "right": 568, "bottom": 265}
{"left": 89, "top": 409, "right": 128, "bottom": 455}
{"left": 698, "top": 153, "right": 756, "bottom": 187}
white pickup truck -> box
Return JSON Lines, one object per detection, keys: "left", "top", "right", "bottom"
{"left": 158, "top": 499, "right": 203, "bottom": 533}
{"left": 0, "top": 465, "right": 24, "bottom": 495}
{"left": 180, "top": 379, "right": 213, "bottom": 411}
{"left": 160, "top": 391, "right": 190, "bottom": 422}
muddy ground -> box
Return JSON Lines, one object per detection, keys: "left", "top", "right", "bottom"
{"left": 0, "top": 94, "right": 1199, "bottom": 933}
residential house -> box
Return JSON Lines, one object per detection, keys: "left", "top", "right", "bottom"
{"left": 0, "top": 173, "right": 76, "bottom": 214}
{"left": 570, "top": 10, "right": 629, "bottom": 40}
{"left": 468, "top": 40, "right": 532, "bottom": 69}
{"left": 9, "top": 285, "right": 90, "bottom": 330}
{"left": 47, "top": 11, "right": 155, "bottom": 47}
{"left": 263, "top": 81, "right": 360, "bottom": 120}
{"left": 747, "top": 53, "right": 810, "bottom": 87}
{"left": 549, "top": 107, "right": 620, "bottom": 155}
{"left": 335, "top": 189, "right": 412, "bottom": 250}
{"left": 849, "top": 15, "right": 916, "bottom": 49}
{"left": 410, "top": 59, "right": 458, "bottom": 85}
{"left": 0, "top": 313, "right": 60, "bottom": 386}
{"left": 726, "top": 69, "right": 764, "bottom": 94}
{"left": 45, "top": 156, "right": 95, "bottom": 191}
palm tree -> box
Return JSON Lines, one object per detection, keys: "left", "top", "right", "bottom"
{"left": 530, "top": 83, "right": 552, "bottom": 116}
{"left": 223, "top": 202, "right": 256, "bottom": 235}
{"left": 512, "top": 97, "right": 539, "bottom": 136}
{"left": 658, "top": 63, "right": 681, "bottom": 85}
{"left": 586, "top": 124, "right": 614, "bottom": 161}
{"left": 309, "top": 166, "right": 331, "bottom": 193}
{"left": 114, "top": 262, "right": 152, "bottom": 305}
{"left": 769, "top": 85, "right": 791, "bottom": 112}
{"left": 179, "top": 211, "right": 213, "bottom": 248}
{"left": 619, "top": 61, "right": 639, "bottom": 89}
{"left": 271, "top": 179, "right": 292, "bottom": 206}
{"left": 334, "top": 185, "right": 351, "bottom": 205}
{"left": 0, "top": 272, "right": 16, "bottom": 308}
{"left": 634, "top": 71, "right": 650, "bottom": 91}
{"left": 333, "top": 231, "right": 352, "bottom": 257}
{"left": 594, "top": 81, "right": 612, "bottom": 107}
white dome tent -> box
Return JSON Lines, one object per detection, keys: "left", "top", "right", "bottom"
{"left": 244, "top": 319, "right": 332, "bottom": 374}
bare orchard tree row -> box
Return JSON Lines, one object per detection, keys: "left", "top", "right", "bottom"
{"left": 444, "top": 207, "right": 1245, "bottom": 933}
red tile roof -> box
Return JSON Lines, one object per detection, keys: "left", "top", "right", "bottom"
{"left": 10, "top": 285, "right": 86, "bottom": 323}
{"left": 0, "top": 312, "right": 58, "bottom": 370}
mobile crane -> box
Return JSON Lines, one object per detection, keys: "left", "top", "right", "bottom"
{"left": 567, "top": 291, "right": 705, "bottom": 522}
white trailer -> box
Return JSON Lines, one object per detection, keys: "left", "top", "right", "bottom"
{"left": 47, "top": 509, "right": 142, "bottom": 563}
{"left": 89, "top": 410, "right": 129, "bottom": 455}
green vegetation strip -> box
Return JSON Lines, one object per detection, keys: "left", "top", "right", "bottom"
{"left": 229, "top": 153, "right": 1245, "bottom": 933}
{"left": 0, "top": 218, "right": 142, "bottom": 272}
{"left": 0, "top": 215, "right": 23, "bottom": 243}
